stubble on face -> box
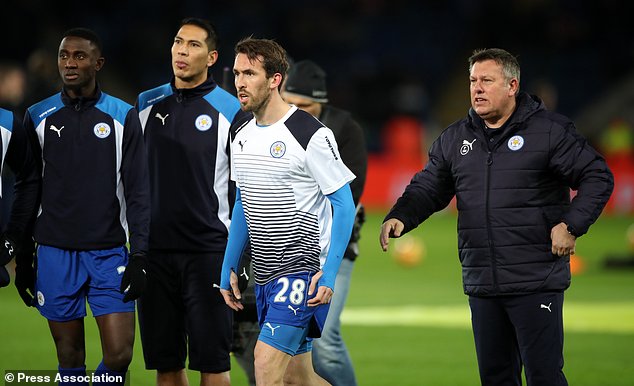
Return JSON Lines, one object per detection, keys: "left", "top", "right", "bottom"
{"left": 234, "top": 53, "right": 272, "bottom": 115}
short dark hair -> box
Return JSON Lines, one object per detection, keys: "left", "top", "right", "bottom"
{"left": 468, "top": 48, "right": 520, "bottom": 83}
{"left": 235, "top": 37, "right": 289, "bottom": 85}
{"left": 62, "top": 28, "right": 103, "bottom": 55}
{"left": 180, "top": 17, "right": 218, "bottom": 51}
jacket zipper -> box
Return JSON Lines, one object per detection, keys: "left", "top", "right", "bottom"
{"left": 484, "top": 150, "right": 498, "bottom": 292}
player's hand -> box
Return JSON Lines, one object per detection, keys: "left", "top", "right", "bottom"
{"left": 307, "top": 270, "right": 333, "bottom": 306}
{"left": 380, "top": 218, "right": 405, "bottom": 252}
{"left": 220, "top": 270, "right": 244, "bottom": 311}
{"left": 15, "top": 248, "right": 35, "bottom": 306}
{"left": 120, "top": 251, "right": 147, "bottom": 303}
{"left": 551, "top": 222, "right": 576, "bottom": 256}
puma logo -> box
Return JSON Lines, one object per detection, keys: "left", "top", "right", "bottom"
{"left": 265, "top": 322, "right": 281, "bottom": 336}
{"left": 463, "top": 138, "right": 476, "bottom": 150}
{"left": 540, "top": 303, "right": 552, "bottom": 313}
{"left": 288, "top": 305, "right": 300, "bottom": 316}
{"left": 240, "top": 267, "right": 249, "bottom": 281}
{"left": 238, "top": 140, "right": 247, "bottom": 151}
{"left": 155, "top": 112, "right": 169, "bottom": 125}
{"left": 49, "top": 125, "right": 64, "bottom": 137}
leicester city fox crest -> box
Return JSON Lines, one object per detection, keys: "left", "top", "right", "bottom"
{"left": 94, "top": 122, "right": 111, "bottom": 138}
{"left": 508, "top": 135, "right": 524, "bottom": 151}
{"left": 270, "top": 141, "right": 286, "bottom": 158}
{"left": 195, "top": 114, "right": 213, "bottom": 131}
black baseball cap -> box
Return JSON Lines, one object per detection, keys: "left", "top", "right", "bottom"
{"left": 283, "top": 60, "right": 328, "bottom": 103}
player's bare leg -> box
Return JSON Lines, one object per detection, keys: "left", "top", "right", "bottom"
{"left": 201, "top": 371, "right": 230, "bottom": 386}
{"left": 284, "top": 351, "right": 330, "bottom": 386}
{"left": 157, "top": 369, "right": 189, "bottom": 386}
{"left": 95, "top": 312, "right": 134, "bottom": 372}
{"left": 254, "top": 340, "right": 292, "bottom": 386}
{"left": 48, "top": 319, "right": 86, "bottom": 368}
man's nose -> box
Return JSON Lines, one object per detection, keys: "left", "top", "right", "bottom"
{"left": 177, "top": 45, "right": 188, "bottom": 56}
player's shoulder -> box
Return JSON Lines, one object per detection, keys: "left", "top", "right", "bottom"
{"left": 137, "top": 83, "right": 173, "bottom": 112}
{"left": 0, "top": 107, "right": 14, "bottom": 132}
{"left": 96, "top": 92, "right": 134, "bottom": 124}
{"left": 204, "top": 85, "right": 242, "bottom": 121}
{"left": 232, "top": 113, "right": 254, "bottom": 141}
{"left": 284, "top": 108, "right": 325, "bottom": 150}
{"left": 27, "top": 93, "right": 64, "bottom": 127}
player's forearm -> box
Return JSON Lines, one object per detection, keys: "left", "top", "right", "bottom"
{"left": 320, "top": 184, "right": 355, "bottom": 289}
{"left": 220, "top": 188, "right": 249, "bottom": 289}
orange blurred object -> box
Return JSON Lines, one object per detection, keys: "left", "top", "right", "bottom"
{"left": 392, "top": 235, "right": 426, "bottom": 267}
{"left": 570, "top": 254, "right": 586, "bottom": 275}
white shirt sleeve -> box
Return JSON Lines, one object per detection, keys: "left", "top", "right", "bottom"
{"left": 229, "top": 134, "right": 239, "bottom": 187}
{"left": 305, "top": 126, "right": 355, "bottom": 195}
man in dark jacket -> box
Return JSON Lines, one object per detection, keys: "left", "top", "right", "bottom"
{"left": 23, "top": 28, "right": 150, "bottom": 385}
{"left": 135, "top": 18, "right": 248, "bottom": 386}
{"left": 380, "top": 48, "right": 613, "bottom": 386}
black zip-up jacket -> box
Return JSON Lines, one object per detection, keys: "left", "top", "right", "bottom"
{"left": 386, "top": 93, "right": 614, "bottom": 296}
{"left": 137, "top": 77, "right": 248, "bottom": 253}
{"left": 24, "top": 87, "right": 150, "bottom": 254}
{"left": 0, "top": 108, "right": 39, "bottom": 244}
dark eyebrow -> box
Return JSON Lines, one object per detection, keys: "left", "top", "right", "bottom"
{"left": 175, "top": 35, "right": 203, "bottom": 46}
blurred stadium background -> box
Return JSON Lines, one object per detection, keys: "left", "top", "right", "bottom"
{"left": 1, "top": 1, "right": 633, "bottom": 385}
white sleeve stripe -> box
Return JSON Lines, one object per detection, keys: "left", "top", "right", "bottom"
{"left": 114, "top": 120, "right": 129, "bottom": 242}
{"left": 214, "top": 113, "right": 232, "bottom": 232}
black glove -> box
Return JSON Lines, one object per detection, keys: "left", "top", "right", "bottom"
{"left": 0, "top": 266, "right": 9, "bottom": 288}
{"left": 1, "top": 234, "right": 18, "bottom": 288}
{"left": 0, "top": 233, "right": 18, "bottom": 267}
{"left": 14, "top": 245, "right": 36, "bottom": 306}
{"left": 120, "top": 251, "right": 147, "bottom": 303}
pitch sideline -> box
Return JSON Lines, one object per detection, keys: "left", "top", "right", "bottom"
{"left": 341, "top": 302, "right": 634, "bottom": 333}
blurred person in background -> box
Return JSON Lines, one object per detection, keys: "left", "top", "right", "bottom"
{"left": 22, "top": 27, "right": 150, "bottom": 386}
{"left": 135, "top": 18, "right": 248, "bottom": 386}
{"left": 380, "top": 48, "right": 613, "bottom": 386}
{"left": 282, "top": 59, "right": 367, "bottom": 386}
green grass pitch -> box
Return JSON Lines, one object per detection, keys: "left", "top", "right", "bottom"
{"left": 1, "top": 212, "right": 633, "bottom": 385}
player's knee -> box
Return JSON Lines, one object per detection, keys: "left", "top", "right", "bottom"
{"left": 103, "top": 346, "right": 133, "bottom": 372}
{"left": 56, "top": 343, "right": 86, "bottom": 368}
{"left": 282, "top": 371, "right": 303, "bottom": 386}
{"left": 254, "top": 356, "right": 282, "bottom": 384}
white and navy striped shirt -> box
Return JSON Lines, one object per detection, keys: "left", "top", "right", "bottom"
{"left": 231, "top": 106, "right": 355, "bottom": 285}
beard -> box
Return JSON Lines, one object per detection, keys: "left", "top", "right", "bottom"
{"left": 241, "top": 86, "right": 272, "bottom": 115}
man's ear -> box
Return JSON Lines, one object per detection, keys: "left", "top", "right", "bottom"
{"left": 207, "top": 50, "right": 219, "bottom": 68}
{"left": 95, "top": 57, "right": 105, "bottom": 72}
{"left": 270, "top": 72, "right": 283, "bottom": 90}
{"left": 508, "top": 77, "right": 519, "bottom": 96}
